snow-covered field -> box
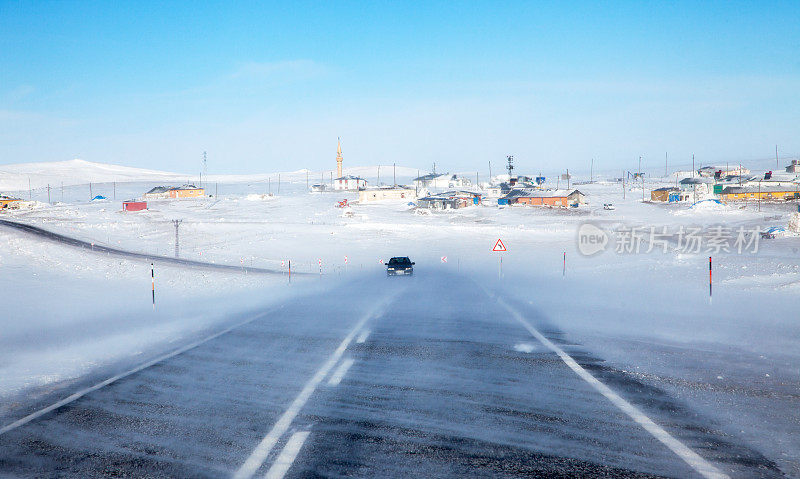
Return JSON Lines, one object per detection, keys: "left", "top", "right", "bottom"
{"left": 1, "top": 165, "right": 799, "bottom": 473}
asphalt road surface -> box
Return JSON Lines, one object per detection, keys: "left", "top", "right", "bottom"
{"left": 0, "top": 273, "right": 783, "bottom": 478}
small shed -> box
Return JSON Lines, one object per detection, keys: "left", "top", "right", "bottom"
{"left": 417, "top": 191, "right": 481, "bottom": 210}
{"left": 651, "top": 187, "right": 679, "bottom": 202}
{"left": 123, "top": 201, "right": 147, "bottom": 212}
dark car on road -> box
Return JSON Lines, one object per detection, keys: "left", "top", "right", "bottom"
{"left": 385, "top": 257, "right": 414, "bottom": 276}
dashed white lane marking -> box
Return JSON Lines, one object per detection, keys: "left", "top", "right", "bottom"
{"left": 327, "top": 358, "right": 355, "bottom": 386}
{"left": 494, "top": 295, "right": 730, "bottom": 479}
{"left": 263, "top": 431, "right": 310, "bottom": 479}
{"left": 356, "top": 329, "right": 370, "bottom": 343}
{"left": 0, "top": 310, "right": 273, "bottom": 437}
{"left": 233, "top": 293, "right": 399, "bottom": 479}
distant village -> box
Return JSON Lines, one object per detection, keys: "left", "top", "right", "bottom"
{"left": 318, "top": 141, "right": 800, "bottom": 212}
{"left": 2, "top": 140, "right": 800, "bottom": 214}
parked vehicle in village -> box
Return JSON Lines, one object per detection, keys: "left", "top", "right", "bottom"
{"left": 385, "top": 257, "right": 414, "bottom": 276}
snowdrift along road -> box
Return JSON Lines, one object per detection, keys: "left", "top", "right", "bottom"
{"left": 0, "top": 219, "right": 288, "bottom": 275}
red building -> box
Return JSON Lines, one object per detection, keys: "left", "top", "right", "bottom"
{"left": 122, "top": 201, "right": 147, "bottom": 212}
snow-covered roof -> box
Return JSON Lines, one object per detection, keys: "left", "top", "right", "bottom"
{"left": 361, "top": 186, "right": 414, "bottom": 191}
{"left": 680, "top": 177, "right": 713, "bottom": 185}
{"left": 413, "top": 173, "right": 453, "bottom": 181}
{"left": 420, "top": 190, "right": 479, "bottom": 200}
{"left": 334, "top": 175, "right": 366, "bottom": 181}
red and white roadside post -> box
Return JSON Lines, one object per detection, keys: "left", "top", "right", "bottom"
{"left": 709, "top": 256, "right": 712, "bottom": 303}
{"left": 151, "top": 262, "right": 155, "bottom": 310}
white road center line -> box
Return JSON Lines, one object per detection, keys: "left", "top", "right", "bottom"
{"left": 493, "top": 295, "right": 730, "bottom": 479}
{"left": 0, "top": 310, "right": 272, "bottom": 437}
{"left": 327, "top": 358, "right": 355, "bottom": 386}
{"left": 356, "top": 329, "right": 370, "bottom": 343}
{"left": 263, "top": 431, "right": 310, "bottom": 479}
{"left": 233, "top": 293, "right": 399, "bottom": 479}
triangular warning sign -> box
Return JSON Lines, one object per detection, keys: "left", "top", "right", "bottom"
{"left": 492, "top": 239, "right": 507, "bottom": 252}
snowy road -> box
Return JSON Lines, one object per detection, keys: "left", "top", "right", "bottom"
{"left": 0, "top": 218, "right": 285, "bottom": 275}
{"left": 0, "top": 273, "right": 782, "bottom": 478}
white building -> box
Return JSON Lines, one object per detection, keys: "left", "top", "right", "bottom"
{"left": 358, "top": 186, "right": 416, "bottom": 202}
{"left": 679, "top": 177, "right": 714, "bottom": 202}
{"left": 333, "top": 175, "right": 367, "bottom": 191}
{"left": 413, "top": 173, "right": 471, "bottom": 190}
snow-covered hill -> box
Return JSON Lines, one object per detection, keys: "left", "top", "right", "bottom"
{"left": 0, "top": 159, "right": 189, "bottom": 191}
{"left": 0, "top": 159, "right": 425, "bottom": 192}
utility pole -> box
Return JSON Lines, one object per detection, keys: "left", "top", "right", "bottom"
{"left": 28, "top": 177, "right": 31, "bottom": 200}
{"left": 173, "top": 219, "right": 183, "bottom": 258}
{"left": 47, "top": 184, "right": 51, "bottom": 203}
{"left": 566, "top": 169, "right": 570, "bottom": 189}
{"left": 776, "top": 145, "right": 779, "bottom": 169}
{"left": 758, "top": 180, "right": 762, "bottom": 212}
{"left": 638, "top": 156, "right": 642, "bottom": 177}
{"left": 113, "top": 181, "right": 116, "bottom": 200}
{"left": 622, "top": 171, "right": 626, "bottom": 199}
{"left": 215, "top": 183, "right": 218, "bottom": 198}
{"left": 89, "top": 182, "right": 92, "bottom": 200}
{"left": 203, "top": 151, "right": 208, "bottom": 186}
{"left": 692, "top": 154, "right": 695, "bottom": 177}
{"left": 488, "top": 161, "right": 492, "bottom": 180}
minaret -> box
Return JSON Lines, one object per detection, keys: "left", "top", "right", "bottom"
{"left": 336, "top": 137, "right": 343, "bottom": 178}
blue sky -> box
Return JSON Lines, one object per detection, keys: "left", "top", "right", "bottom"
{"left": 1, "top": 1, "right": 799, "bottom": 175}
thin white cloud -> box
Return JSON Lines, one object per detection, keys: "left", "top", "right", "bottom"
{"left": 2, "top": 84, "right": 36, "bottom": 103}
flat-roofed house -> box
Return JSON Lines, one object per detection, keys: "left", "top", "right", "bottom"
{"left": 503, "top": 189, "right": 586, "bottom": 208}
